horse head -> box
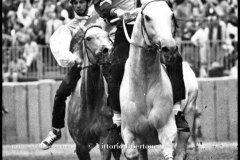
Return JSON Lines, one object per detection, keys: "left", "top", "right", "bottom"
{"left": 136, "top": 0, "right": 179, "bottom": 65}
{"left": 71, "top": 25, "right": 113, "bottom": 68}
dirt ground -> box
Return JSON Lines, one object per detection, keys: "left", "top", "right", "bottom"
{"left": 3, "top": 142, "right": 238, "bottom": 160}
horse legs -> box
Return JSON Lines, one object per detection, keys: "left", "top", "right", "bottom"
{"left": 122, "top": 128, "right": 139, "bottom": 160}
{"left": 175, "top": 91, "right": 198, "bottom": 160}
{"left": 137, "top": 140, "right": 148, "bottom": 160}
{"left": 112, "top": 147, "right": 122, "bottom": 160}
{"left": 75, "top": 144, "right": 91, "bottom": 160}
{"left": 175, "top": 111, "right": 195, "bottom": 160}
{"left": 174, "top": 131, "right": 190, "bottom": 160}
{"left": 157, "top": 113, "right": 177, "bottom": 160}
{"left": 99, "top": 137, "right": 111, "bottom": 160}
{"left": 137, "top": 148, "right": 148, "bottom": 160}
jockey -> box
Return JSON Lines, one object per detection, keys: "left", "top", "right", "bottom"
{"left": 94, "top": 0, "right": 189, "bottom": 145}
{"left": 40, "top": 0, "right": 93, "bottom": 150}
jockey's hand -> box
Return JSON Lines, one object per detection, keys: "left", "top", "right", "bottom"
{"left": 111, "top": 9, "right": 130, "bottom": 20}
{"left": 110, "top": 8, "right": 139, "bottom": 23}
{"left": 75, "top": 57, "right": 83, "bottom": 68}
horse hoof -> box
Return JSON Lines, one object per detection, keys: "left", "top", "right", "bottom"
{"left": 174, "top": 153, "right": 187, "bottom": 160}
{"left": 124, "top": 149, "right": 139, "bottom": 160}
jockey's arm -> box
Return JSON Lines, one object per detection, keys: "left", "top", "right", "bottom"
{"left": 94, "top": 0, "right": 126, "bottom": 21}
{"left": 50, "top": 26, "right": 81, "bottom": 68}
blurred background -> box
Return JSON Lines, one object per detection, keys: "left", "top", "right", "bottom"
{"left": 2, "top": 0, "right": 238, "bottom": 82}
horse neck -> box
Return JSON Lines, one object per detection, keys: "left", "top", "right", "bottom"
{"left": 129, "top": 17, "right": 162, "bottom": 81}
{"left": 81, "top": 50, "right": 106, "bottom": 110}
{"left": 82, "top": 50, "right": 104, "bottom": 95}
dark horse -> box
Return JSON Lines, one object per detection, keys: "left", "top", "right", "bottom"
{"left": 67, "top": 25, "right": 121, "bottom": 160}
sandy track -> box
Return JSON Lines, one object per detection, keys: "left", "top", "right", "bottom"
{"left": 3, "top": 142, "right": 238, "bottom": 160}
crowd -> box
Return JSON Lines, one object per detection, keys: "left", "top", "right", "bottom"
{"left": 2, "top": 0, "right": 76, "bottom": 46}
{"left": 2, "top": 0, "right": 74, "bottom": 81}
{"left": 173, "top": 0, "right": 238, "bottom": 77}
{"left": 2, "top": 0, "right": 238, "bottom": 81}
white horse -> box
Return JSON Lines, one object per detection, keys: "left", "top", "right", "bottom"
{"left": 120, "top": 0, "right": 198, "bottom": 159}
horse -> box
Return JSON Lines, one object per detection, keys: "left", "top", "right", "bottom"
{"left": 67, "top": 25, "right": 121, "bottom": 160}
{"left": 119, "top": 0, "right": 198, "bottom": 160}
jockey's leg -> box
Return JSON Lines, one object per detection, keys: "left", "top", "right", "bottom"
{"left": 40, "top": 64, "right": 82, "bottom": 150}
{"left": 52, "top": 64, "right": 82, "bottom": 129}
{"left": 107, "top": 23, "right": 134, "bottom": 145}
{"left": 166, "top": 53, "right": 190, "bottom": 132}
{"left": 107, "top": 64, "right": 124, "bottom": 145}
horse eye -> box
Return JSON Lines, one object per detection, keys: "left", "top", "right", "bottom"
{"left": 145, "top": 15, "right": 151, "bottom": 21}
{"left": 85, "top": 37, "right": 92, "bottom": 41}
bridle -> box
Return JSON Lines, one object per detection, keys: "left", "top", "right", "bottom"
{"left": 123, "top": 0, "right": 177, "bottom": 53}
{"left": 81, "top": 25, "right": 113, "bottom": 70}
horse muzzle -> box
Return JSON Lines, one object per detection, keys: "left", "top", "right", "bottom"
{"left": 160, "top": 46, "right": 179, "bottom": 65}
{"left": 96, "top": 46, "right": 113, "bottom": 64}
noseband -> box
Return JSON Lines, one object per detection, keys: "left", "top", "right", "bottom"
{"left": 81, "top": 25, "right": 113, "bottom": 69}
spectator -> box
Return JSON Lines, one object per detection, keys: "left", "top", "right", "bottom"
{"left": 60, "top": 9, "right": 71, "bottom": 24}
{"left": 2, "top": 23, "right": 12, "bottom": 47}
{"left": 17, "top": 0, "right": 35, "bottom": 28}
{"left": 199, "top": 65, "right": 208, "bottom": 77}
{"left": 2, "top": 11, "right": 7, "bottom": 30}
{"left": 226, "top": 7, "right": 238, "bottom": 41}
{"left": 208, "top": 15, "right": 226, "bottom": 63}
{"left": 174, "top": 0, "right": 193, "bottom": 37}
{"left": 191, "top": 19, "right": 210, "bottom": 74}
{"left": 32, "top": 0, "right": 44, "bottom": 14}
{"left": 229, "top": 59, "right": 238, "bottom": 78}
{"left": 5, "top": 11, "right": 18, "bottom": 35}
{"left": 43, "top": 0, "right": 56, "bottom": 20}
{"left": 11, "top": 20, "right": 28, "bottom": 46}
{"left": 45, "top": 12, "right": 63, "bottom": 44}
{"left": 3, "top": 53, "right": 27, "bottom": 82}
{"left": 56, "top": 0, "right": 75, "bottom": 19}
{"left": 208, "top": 15, "right": 225, "bottom": 42}
{"left": 2, "top": 0, "right": 15, "bottom": 17}
{"left": 191, "top": 0, "right": 203, "bottom": 18}
{"left": 31, "top": 9, "right": 46, "bottom": 44}
{"left": 182, "top": 21, "right": 196, "bottom": 41}
{"left": 23, "top": 33, "right": 39, "bottom": 70}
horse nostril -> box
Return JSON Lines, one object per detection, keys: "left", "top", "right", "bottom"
{"left": 102, "top": 48, "right": 109, "bottom": 54}
{"left": 162, "top": 47, "right": 169, "bottom": 52}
